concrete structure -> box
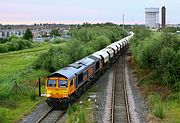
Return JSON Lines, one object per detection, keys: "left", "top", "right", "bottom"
{"left": 161, "top": 6, "right": 166, "bottom": 28}
{"left": 145, "top": 8, "right": 159, "bottom": 29}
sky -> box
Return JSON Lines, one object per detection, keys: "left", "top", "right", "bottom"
{"left": 0, "top": 0, "right": 179, "bottom": 25}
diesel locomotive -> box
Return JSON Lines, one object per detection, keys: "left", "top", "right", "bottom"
{"left": 45, "top": 32, "right": 134, "bottom": 108}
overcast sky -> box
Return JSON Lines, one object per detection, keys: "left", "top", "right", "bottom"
{"left": 0, "top": 0, "right": 179, "bottom": 25}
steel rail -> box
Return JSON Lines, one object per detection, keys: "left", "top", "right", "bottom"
{"left": 54, "top": 110, "right": 66, "bottom": 123}
{"left": 111, "top": 57, "right": 118, "bottom": 123}
{"left": 36, "top": 107, "right": 54, "bottom": 123}
{"left": 36, "top": 107, "right": 66, "bottom": 123}
{"left": 111, "top": 52, "right": 131, "bottom": 123}
{"left": 122, "top": 54, "right": 131, "bottom": 123}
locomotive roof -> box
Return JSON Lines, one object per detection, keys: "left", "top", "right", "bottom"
{"left": 48, "top": 63, "right": 86, "bottom": 80}
{"left": 47, "top": 67, "right": 76, "bottom": 79}
{"left": 47, "top": 58, "right": 95, "bottom": 80}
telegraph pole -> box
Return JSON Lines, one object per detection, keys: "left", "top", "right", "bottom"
{"left": 123, "top": 14, "right": 125, "bottom": 30}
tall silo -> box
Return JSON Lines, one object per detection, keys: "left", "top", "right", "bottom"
{"left": 161, "top": 6, "right": 166, "bottom": 28}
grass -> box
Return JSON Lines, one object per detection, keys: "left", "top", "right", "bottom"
{"left": 129, "top": 55, "right": 180, "bottom": 122}
{"left": 148, "top": 94, "right": 166, "bottom": 119}
{"left": 66, "top": 88, "right": 96, "bottom": 123}
{"left": 0, "top": 43, "right": 63, "bottom": 123}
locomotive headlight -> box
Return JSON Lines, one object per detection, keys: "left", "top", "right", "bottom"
{"left": 46, "top": 93, "right": 51, "bottom": 97}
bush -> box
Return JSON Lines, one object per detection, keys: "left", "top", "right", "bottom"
{"left": 0, "top": 44, "right": 8, "bottom": 53}
{"left": 168, "top": 92, "right": 180, "bottom": 101}
{"left": 50, "top": 39, "right": 65, "bottom": 44}
{"left": 0, "top": 109, "right": 7, "bottom": 123}
{"left": 130, "top": 31, "right": 180, "bottom": 90}
{"left": 33, "top": 45, "right": 71, "bottom": 72}
{"left": 34, "top": 24, "right": 126, "bottom": 72}
{"left": 0, "top": 38, "right": 33, "bottom": 53}
{"left": 0, "top": 38, "right": 10, "bottom": 44}
{"left": 29, "top": 92, "right": 37, "bottom": 100}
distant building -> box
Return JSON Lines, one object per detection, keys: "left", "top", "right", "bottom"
{"left": 0, "top": 24, "right": 71, "bottom": 38}
{"left": 161, "top": 6, "right": 166, "bottom": 28}
{"left": 145, "top": 8, "right": 160, "bottom": 29}
{"left": 0, "top": 29, "right": 25, "bottom": 38}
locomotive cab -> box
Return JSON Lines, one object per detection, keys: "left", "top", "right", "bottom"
{"left": 46, "top": 77, "right": 69, "bottom": 99}
{"left": 45, "top": 68, "right": 77, "bottom": 107}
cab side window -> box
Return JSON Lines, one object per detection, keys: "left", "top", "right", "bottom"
{"left": 70, "top": 80, "right": 73, "bottom": 86}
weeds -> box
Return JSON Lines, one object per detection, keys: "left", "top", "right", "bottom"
{"left": 0, "top": 108, "right": 7, "bottom": 123}
{"left": 148, "top": 94, "right": 166, "bottom": 119}
{"left": 67, "top": 104, "right": 89, "bottom": 123}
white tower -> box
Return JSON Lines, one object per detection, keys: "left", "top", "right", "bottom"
{"left": 145, "top": 8, "right": 159, "bottom": 29}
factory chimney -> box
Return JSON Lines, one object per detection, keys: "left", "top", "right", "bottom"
{"left": 161, "top": 6, "right": 166, "bottom": 28}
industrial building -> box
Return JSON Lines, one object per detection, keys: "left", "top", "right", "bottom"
{"left": 145, "top": 8, "right": 160, "bottom": 29}
{"left": 161, "top": 6, "right": 166, "bottom": 28}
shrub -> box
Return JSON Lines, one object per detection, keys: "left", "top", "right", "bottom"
{"left": 34, "top": 24, "right": 127, "bottom": 72}
{"left": 168, "top": 92, "right": 180, "bottom": 101}
{"left": 0, "top": 109, "right": 7, "bottom": 123}
{"left": 29, "top": 92, "right": 37, "bottom": 100}
{"left": 33, "top": 45, "right": 71, "bottom": 72}
{"left": 0, "top": 38, "right": 33, "bottom": 53}
{"left": 130, "top": 31, "right": 180, "bottom": 90}
{"left": 50, "top": 39, "right": 65, "bottom": 44}
{"left": 0, "top": 44, "right": 8, "bottom": 53}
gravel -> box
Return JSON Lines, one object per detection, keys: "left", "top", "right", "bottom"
{"left": 92, "top": 52, "right": 147, "bottom": 123}
{"left": 125, "top": 54, "right": 147, "bottom": 123}
{"left": 19, "top": 102, "right": 51, "bottom": 123}
{"left": 20, "top": 52, "right": 147, "bottom": 123}
{"left": 92, "top": 65, "right": 114, "bottom": 123}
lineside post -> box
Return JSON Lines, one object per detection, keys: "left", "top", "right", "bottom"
{"left": 38, "top": 78, "right": 41, "bottom": 97}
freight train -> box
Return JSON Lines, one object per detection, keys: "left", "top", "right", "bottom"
{"left": 45, "top": 32, "right": 134, "bottom": 108}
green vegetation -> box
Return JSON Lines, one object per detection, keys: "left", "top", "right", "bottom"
{"left": 161, "top": 27, "right": 180, "bottom": 33}
{"left": 66, "top": 89, "right": 96, "bottom": 123}
{"left": 66, "top": 105, "right": 87, "bottom": 123}
{"left": 50, "top": 28, "right": 61, "bottom": 36}
{"left": 129, "top": 27, "right": 180, "bottom": 122}
{"left": 130, "top": 27, "right": 179, "bottom": 90}
{"left": 148, "top": 94, "right": 166, "bottom": 119}
{"left": 0, "top": 43, "right": 61, "bottom": 122}
{"left": 0, "top": 24, "right": 126, "bottom": 122}
{"left": 23, "top": 28, "right": 33, "bottom": 40}
{"left": 34, "top": 24, "right": 127, "bottom": 72}
{"left": 0, "top": 36, "right": 33, "bottom": 53}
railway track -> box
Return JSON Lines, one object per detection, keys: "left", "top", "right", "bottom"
{"left": 36, "top": 108, "right": 66, "bottom": 123}
{"left": 111, "top": 53, "right": 131, "bottom": 123}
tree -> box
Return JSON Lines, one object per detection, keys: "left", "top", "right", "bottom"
{"left": 50, "top": 29, "right": 61, "bottom": 37}
{"left": 23, "top": 28, "right": 33, "bottom": 40}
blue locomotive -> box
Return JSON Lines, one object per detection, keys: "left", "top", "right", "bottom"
{"left": 45, "top": 32, "right": 134, "bottom": 108}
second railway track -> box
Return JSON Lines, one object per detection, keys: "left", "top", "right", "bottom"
{"left": 111, "top": 52, "right": 130, "bottom": 123}
{"left": 36, "top": 108, "right": 66, "bottom": 123}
